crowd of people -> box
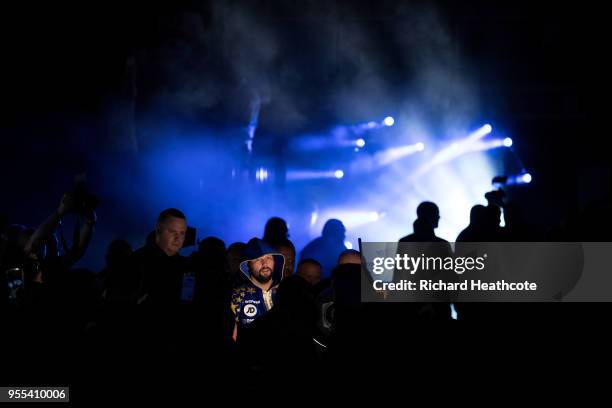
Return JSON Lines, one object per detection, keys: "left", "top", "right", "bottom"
{"left": 1, "top": 188, "right": 610, "bottom": 399}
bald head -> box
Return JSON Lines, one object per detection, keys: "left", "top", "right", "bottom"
{"left": 338, "top": 249, "right": 361, "bottom": 265}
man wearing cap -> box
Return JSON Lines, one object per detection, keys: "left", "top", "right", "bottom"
{"left": 231, "top": 238, "right": 284, "bottom": 341}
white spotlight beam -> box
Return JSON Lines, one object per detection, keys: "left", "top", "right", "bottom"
{"left": 464, "top": 124, "right": 492, "bottom": 144}
{"left": 286, "top": 169, "right": 343, "bottom": 181}
{"left": 374, "top": 143, "right": 425, "bottom": 166}
{"left": 412, "top": 136, "right": 501, "bottom": 180}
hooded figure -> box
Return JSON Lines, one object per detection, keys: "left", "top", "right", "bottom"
{"left": 231, "top": 238, "right": 285, "bottom": 329}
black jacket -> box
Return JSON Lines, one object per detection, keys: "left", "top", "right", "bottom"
{"left": 132, "top": 243, "right": 189, "bottom": 309}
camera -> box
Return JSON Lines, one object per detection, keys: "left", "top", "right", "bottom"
{"left": 484, "top": 189, "right": 506, "bottom": 207}
{"left": 72, "top": 175, "right": 99, "bottom": 215}
{"left": 5, "top": 267, "right": 25, "bottom": 302}
{"left": 492, "top": 176, "right": 508, "bottom": 185}
{"left": 4, "top": 258, "right": 42, "bottom": 303}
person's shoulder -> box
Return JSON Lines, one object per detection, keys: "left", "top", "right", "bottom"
{"left": 399, "top": 234, "right": 414, "bottom": 242}
{"left": 132, "top": 245, "right": 151, "bottom": 257}
{"left": 279, "top": 274, "right": 310, "bottom": 290}
{"left": 174, "top": 253, "right": 188, "bottom": 264}
{"left": 301, "top": 238, "right": 317, "bottom": 250}
{"left": 232, "top": 285, "right": 244, "bottom": 297}
{"left": 232, "top": 283, "right": 259, "bottom": 302}
{"left": 299, "top": 238, "right": 321, "bottom": 258}
{"left": 130, "top": 246, "right": 152, "bottom": 266}
{"left": 232, "top": 282, "right": 253, "bottom": 294}
{"left": 455, "top": 229, "right": 469, "bottom": 242}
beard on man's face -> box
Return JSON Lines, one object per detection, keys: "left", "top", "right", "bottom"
{"left": 253, "top": 267, "right": 273, "bottom": 284}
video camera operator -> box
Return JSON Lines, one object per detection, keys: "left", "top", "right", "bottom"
{"left": 483, "top": 189, "right": 505, "bottom": 241}
{"left": 24, "top": 190, "right": 97, "bottom": 282}
{"left": 2, "top": 187, "right": 97, "bottom": 309}
{"left": 2, "top": 187, "right": 99, "bottom": 382}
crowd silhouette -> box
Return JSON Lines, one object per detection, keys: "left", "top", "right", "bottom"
{"left": 1, "top": 188, "right": 610, "bottom": 400}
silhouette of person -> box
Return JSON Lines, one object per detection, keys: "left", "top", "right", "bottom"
{"left": 190, "top": 236, "right": 234, "bottom": 351}
{"left": 262, "top": 217, "right": 289, "bottom": 247}
{"left": 456, "top": 205, "right": 489, "bottom": 242}
{"left": 299, "top": 219, "right": 347, "bottom": 280}
{"left": 296, "top": 258, "right": 322, "bottom": 286}
{"left": 503, "top": 202, "right": 542, "bottom": 241}
{"left": 226, "top": 242, "right": 246, "bottom": 286}
{"left": 191, "top": 236, "right": 228, "bottom": 308}
{"left": 400, "top": 218, "right": 447, "bottom": 243}
{"left": 397, "top": 202, "right": 453, "bottom": 321}
{"left": 276, "top": 239, "right": 296, "bottom": 279}
{"left": 416, "top": 201, "right": 441, "bottom": 229}
{"left": 399, "top": 201, "right": 447, "bottom": 242}
{"left": 101, "top": 239, "right": 137, "bottom": 304}
{"left": 193, "top": 236, "right": 226, "bottom": 274}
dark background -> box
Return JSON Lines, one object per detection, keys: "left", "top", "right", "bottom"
{"left": 1, "top": 0, "right": 609, "bottom": 269}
